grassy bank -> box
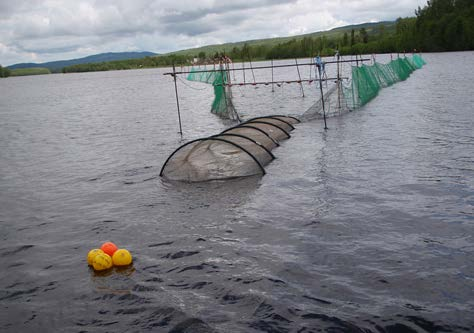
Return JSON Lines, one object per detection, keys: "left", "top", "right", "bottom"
{"left": 10, "top": 67, "right": 51, "bottom": 76}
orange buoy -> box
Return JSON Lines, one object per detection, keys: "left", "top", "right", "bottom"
{"left": 100, "top": 242, "right": 118, "bottom": 256}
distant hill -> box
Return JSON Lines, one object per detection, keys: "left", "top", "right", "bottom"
{"left": 8, "top": 51, "right": 157, "bottom": 72}
{"left": 168, "top": 21, "right": 395, "bottom": 56}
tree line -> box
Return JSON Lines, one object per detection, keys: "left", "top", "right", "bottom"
{"left": 0, "top": 65, "right": 11, "bottom": 78}
{"left": 3, "top": 0, "right": 472, "bottom": 76}
{"left": 61, "top": 55, "right": 189, "bottom": 73}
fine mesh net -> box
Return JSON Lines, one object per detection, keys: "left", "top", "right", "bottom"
{"left": 161, "top": 139, "right": 264, "bottom": 182}
{"left": 271, "top": 116, "right": 300, "bottom": 125}
{"left": 342, "top": 55, "right": 426, "bottom": 110}
{"left": 243, "top": 121, "right": 290, "bottom": 141}
{"left": 222, "top": 126, "right": 279, "bottom": 150}
{"left": 187, "top": 66, "right": 239, "bottom": 120}
{"left": 302, "top": 54, "right": 426, "bottom": 119}
{"left": 213, "top": 134, "right": 274, "bottom": 166}
{"left": 412, "top": 54, "right": 427, "bottom": 68}
{"left": 300, "top": 83, "right": 342, "bottom": 120}
{"left": 246, "top": 117, "right": 295, "bottom": 132}
{"left": 161, "top": 116, "right": 300, "bottom": 182}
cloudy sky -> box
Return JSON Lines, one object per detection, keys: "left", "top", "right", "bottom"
{"left": 0, "top": 0, "right": 427, "bottom": 66}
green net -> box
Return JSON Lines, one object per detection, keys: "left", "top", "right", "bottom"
{"left": 412, "top": 54, "right": 427, "bottom": 69}
{"left": 343, "top": 55, "right": 426, "bottom": 109}
{"left": 187, "top": 66, "right": 237, "bottom": 119}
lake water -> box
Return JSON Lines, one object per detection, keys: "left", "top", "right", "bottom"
{"left": 0, "top": 52, "right": 473, "bottom": 332}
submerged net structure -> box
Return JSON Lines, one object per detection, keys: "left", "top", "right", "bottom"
{"left": 160, "top": 115, "right": 299, "bottom": 182}
{"left": 342, "top": 54, "right": 426, "bottom": 109}
{"left": 187, "top": 66, "right": 239, "bottom": 120}
{"left": 300, "top": 83, "right": 342, "bottom": 121}
{"left": 301, "top": 54, "right": 426, "bottom": 120}
{"left": 162, "top": 54, "right": 426, "bottom": 182}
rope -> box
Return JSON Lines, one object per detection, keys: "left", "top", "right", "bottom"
{"left": 177, "top": 75, "right": 209, "bottom": 91}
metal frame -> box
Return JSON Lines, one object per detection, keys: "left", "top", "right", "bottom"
{"left": 160, "top": 137, "right": 266, "bottom": 177}
{"left": 160, "top": 115, "right": 302, "bottom": 181}
{"left": 243, "top": 116, "right": 296, "bottom": 131}
{"left": 212, "top": 133, "right": 275, "bottom": 160}
{"left": 243, "top": 120, "right": 291, "bottom": 139}
{"left": 222, "top": 124, "right": 280, "bottom": 147}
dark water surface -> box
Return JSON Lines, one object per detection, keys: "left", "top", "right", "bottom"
{"left": 1, "top": 52, "right": 473, "bottom": 332}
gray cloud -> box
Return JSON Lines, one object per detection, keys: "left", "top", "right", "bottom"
{"left": 0, "top": 0, "right": 427, "bottom": 66}
{"left": 160, "top": 0, "right": 297, "bottom": 24}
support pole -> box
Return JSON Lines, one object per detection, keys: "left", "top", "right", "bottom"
{"left": 248, "top": 53, "right": 256, "bottom": 84}
{"left": 271, "top": 59, "right": 274, "bottom": 92}
{"left": 225, "top": 60, "right": 233, "bottom": 99}
{"left": 220, "top": 61, "right": 240, "bottom": 122}
{"left": 336, "top": 51, "right": 341, "bottom": 110}
{"left": 220, "top": 62, "right": 229, "bottom": 115}
{"left": 295, "top": 58, "right": 305, "bottom": 97}
{"left": 172, "top": 63, "right": 183, "bottom": 137}
{"left": 317, "top": 63, "right": 328, "bottom": 130}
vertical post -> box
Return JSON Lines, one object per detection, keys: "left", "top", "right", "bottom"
{"left": 295, "top": 58, "right": 305, "bottom": 97}
{"left": 336, "top": 51, "right": 341, "bottom": 110}
{"left": 172, "top": 63, "right": 183, "bottom": 137}
{"left": 271, "top": 59, "right": 274, "bottom": 92}
{"left": 232, "top": 62, "right": 236, "bottom": 81}
{"left": 221, "top": 61, "right": 240, "bottom": 122}
{"left": 225, "top": 59, "right": 233, "bottom": 99}
{"left": 220, "top": 62, "right": 228, "bottom": 115}
{"left": 243, "top": 61, "right": 246, "bottom": 84}
{"left": 317, "top": 62, "right": 328, "bottom": 130}
{"left": 351, "top": 67, "right": 356, "bottom": 110}
{"left": 248, "top": 52, "right": 256, "bottom": 84}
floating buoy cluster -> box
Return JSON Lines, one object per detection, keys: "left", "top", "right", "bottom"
{"left": 87, "top": 242, "right": 133, "bottom": 271}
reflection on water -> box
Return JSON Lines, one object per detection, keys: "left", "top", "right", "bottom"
{"left": 1, "top": 52, "right": 473, "bottom": 332}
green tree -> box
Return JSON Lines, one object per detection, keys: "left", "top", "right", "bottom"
{"left": 360, "top": 27, "right": 369, "bottom": 43}
{"left": 378, "top": 24, "right": 386, "bottom": 37}
{"left": 0, "top": 65, "right": 11, "bottom": 78}
{"left": 241, "top": 43, "right": 250, "bottom": 60}
{"left": 301, "top": 37, "right": 313, "bottom": 56}
{"left": 229, "top": 47, "right": 240, "bottom": 61}
{"left": 342, "top": 32, "right": 349, "bottom": 46}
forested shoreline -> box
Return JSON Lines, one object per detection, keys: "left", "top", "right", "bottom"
{"left": 1, "top": 0, "right": 473, "bottom": 76}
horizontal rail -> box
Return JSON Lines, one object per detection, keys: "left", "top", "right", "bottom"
{"left": 213, "top": 77, "right": 349, "bottom": 87}
{"left": 164, "top": 58, "right": 370, "bottom": 76}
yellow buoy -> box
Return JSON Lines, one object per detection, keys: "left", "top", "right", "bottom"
{"left": 112, "top": 249, "right": 133, "bottom": 266}
{"left": 87, "top": 248, "right": 105, "bottom": 266}
{"left": 92, "top": 253, "right": 113, "bottom": 271}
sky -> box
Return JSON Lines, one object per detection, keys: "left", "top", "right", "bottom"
{"left": 0, "top": 0, "right": 427, "bottom": 66}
